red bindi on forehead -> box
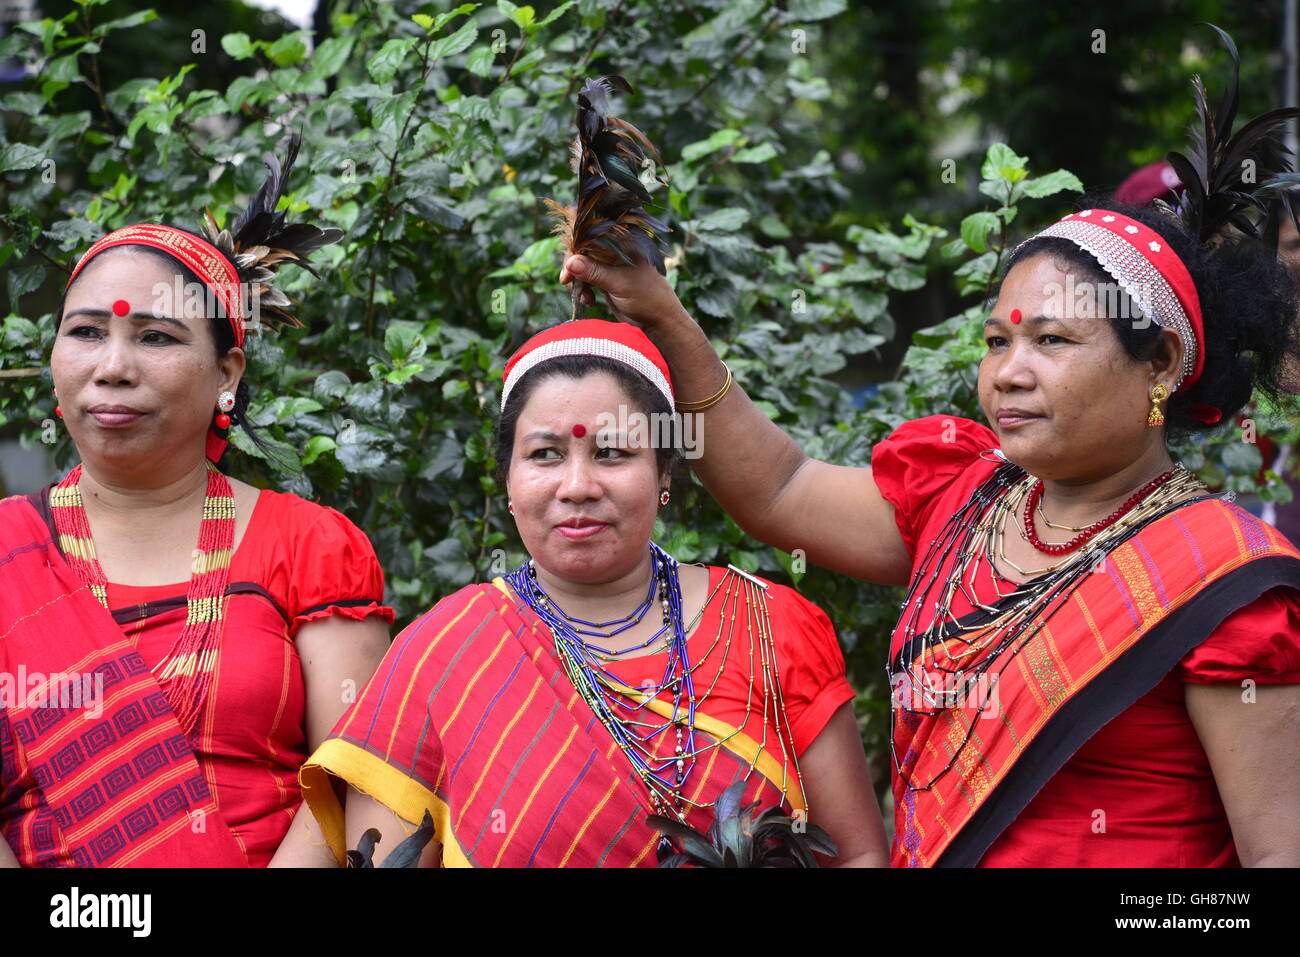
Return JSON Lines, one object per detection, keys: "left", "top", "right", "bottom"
{"left": 1010, "top": 308, "right": 1022, "bottom": 324}
{"left": 112, "top": 299, "right": 130, "bottom": 316}
{"left": 572, "top": 424, "right": 586, "bottom": 438}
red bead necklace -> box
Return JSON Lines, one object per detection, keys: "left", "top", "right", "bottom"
{"left": 1023, "top": 471, "right": 1176, "bottom": 555}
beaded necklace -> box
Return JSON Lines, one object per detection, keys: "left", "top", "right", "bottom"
{"left": 888, "top": 459, "right": 1206, "bottom": 790}
{"left": 50, "top": 462, "right": 235, "bottom": 738}
{"left": 505, "top": 543, "right": 806, "bottom": 831}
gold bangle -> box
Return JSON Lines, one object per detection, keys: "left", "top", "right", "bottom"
{"left": 676, "top": 364, "right": 733, "bottom": 412}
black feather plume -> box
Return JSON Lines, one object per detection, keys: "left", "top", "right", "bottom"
{"left": 1164, "top": 23, "right": 1300, "bottom": 244}
{"left": 202, "top": 133, "right": 344, "bottom": 331}
{"left": 544, "top": 76, "right": 670, "bottom": 317}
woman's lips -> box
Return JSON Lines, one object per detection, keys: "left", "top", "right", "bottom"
{"left": 555, "top": 523, "right": 610, "bottom": 541}
{"left": 88, "top": 408, "right": 146, "bottom": 427}
{"left": 996, "top": 410, "right": 1042, "bottom": 429}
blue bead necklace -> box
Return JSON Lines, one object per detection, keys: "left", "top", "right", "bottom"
{"left": 505, "top": 542, "right": 699, "bottom": 822}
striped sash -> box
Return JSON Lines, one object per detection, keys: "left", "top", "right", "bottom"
{"left": 890, "top": 497, "right": 1300, "bottom": 867}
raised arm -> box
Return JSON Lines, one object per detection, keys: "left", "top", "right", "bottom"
{"left": 561, "top": 254, "right": 913, "bottom": 586}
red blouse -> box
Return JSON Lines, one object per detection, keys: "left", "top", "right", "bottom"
{"left": 104, "top": 489, "right": 393, "bottom": 867}
{"left": 872, "top": 415, "right": 1300, "bottom": 867}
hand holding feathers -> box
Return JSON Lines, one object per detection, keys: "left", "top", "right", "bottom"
{"left": 544, "top": 76, "right": 670, "bottom": 319}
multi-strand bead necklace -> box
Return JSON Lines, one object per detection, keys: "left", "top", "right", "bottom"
{"left": 49, "top": 462, "right": 235, "bottom": 738}
{"left": 505, "top": 542, "right": 804, "bottom": 831}
{"left": 888, "top": 459, "right": 1206, "bottom": 790}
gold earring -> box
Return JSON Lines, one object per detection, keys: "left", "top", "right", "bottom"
{"left": 1147, "top": 383, "right": 1170, "bottom": 428}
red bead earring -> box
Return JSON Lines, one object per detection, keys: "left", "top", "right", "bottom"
{"left": 507, "top": 500, "right": 514, "bottom": 515}
{"left": 215, "top": 390, "right": 235, "bottom": 430}
{"left": 53, "top": 388, "right": 62, "bottom": 418}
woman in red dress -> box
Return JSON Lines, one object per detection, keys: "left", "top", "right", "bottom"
{"left": 0, "top": 140, "right": 392, "bottom": 868}
{"left": 555, "top": 49, "right": 1300, "bottom": 865}
{"left": 300, "top": 320, "right": 888, "bottom": 866}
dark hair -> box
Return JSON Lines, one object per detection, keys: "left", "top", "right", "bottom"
{"left": 494, "top": 354, "right": 679, "bottom": 483}
{"left": 1003, "top": 195, "right": 1299, "bottom": 434}
{"left": 57, "top": 231, "right": 265, "bottom": 461}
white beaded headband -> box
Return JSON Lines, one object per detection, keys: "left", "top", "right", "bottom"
{"left": 1025, "top": 215, "right": 1199, "bottom": 389}
{"left": 500, "top": 336, "right": 676, "bottom": 411}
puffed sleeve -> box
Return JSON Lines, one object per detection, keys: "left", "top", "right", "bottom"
{"left": 768, "top": 583, "right": 857, "bottom": 755}
{"left": 284, "top": 504, "right": 396, "bottom": 638}
{"left": 870, "top": 415, "right": 1001, "bottom": 557}
{"left": 1178, "top": 587, "right": 1300, "bottom": 684}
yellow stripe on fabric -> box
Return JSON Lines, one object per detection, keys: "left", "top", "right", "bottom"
{"left": 493, "top": 724, "right": 579, "bottom": 867}
{"left": 300, "top": 738, "right": 470, "bottom": 868}
{"left": 383, "top": 590, "right": 487, "bottom": 758}
{"left": 456, "top": 673, "right": 543, "bottom": 831}
{"left": 557, "top": 774, "right": 622, "bottom": 868}
{"left": 440, "top": 631, "right": 511, "bottom": 735}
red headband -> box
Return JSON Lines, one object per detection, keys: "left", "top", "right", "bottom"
{"left": 502, "top": 319, "right": 675, "bottom": 410}
{"left": 1031, "top": 209, "right": 1206, "bottom": 395}
{"left": 66, "top": 224, "right": 246, "bottom": 348}
{"left": 66, "top": 224, "right": 246, "bottom": 462}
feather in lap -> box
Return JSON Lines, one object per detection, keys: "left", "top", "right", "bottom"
{"left": 201, "top": 133, "right": 344, "bottom": 332}
{"left": 544, "top": 76, "right": 670, "bottom": 319}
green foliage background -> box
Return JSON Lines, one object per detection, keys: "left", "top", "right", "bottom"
{"left": 1, "top": 0, "right": 1292, "bottom": 795}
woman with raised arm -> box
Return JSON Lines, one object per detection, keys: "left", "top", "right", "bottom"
{"left": 300, "top": 319, "right": 887, "bottom": 867}
{"left": 557, "top": 40, "right": 1300, "bottom": 867}
{"left": 0, "top": 139, "right": 392, "bottom": 868}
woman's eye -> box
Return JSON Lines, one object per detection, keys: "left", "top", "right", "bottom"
{"left": 985, "top": 336, "right": 1006, "bottom": 348}
{"left": 528, "top": 447, "right": 560, "bottom": 460}
{"left": 595, "top": 446, "right": 628, "bottom": 460}
{"left": 1038, "top": 334, "right": 1066, "bottom": 345}
{"left": 67, "top": 325, "right": 102, "bottom": 339}
{"left": 141, "top": 330, "right": 177, "bottom": 344}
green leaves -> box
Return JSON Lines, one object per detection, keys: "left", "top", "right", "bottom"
{"left": 221, "top": 32, "right": 255, "bottom": 59}
{"left": 1021, "top": 169, "right": 1085, "bottom": 199}
{"left": 0, "top": 144, "right": 45, "bottom": 172}
{"left": 368, "top": 38, "right": 418, "bottom": 83}
{"left": 959, "top": 210, "right": 1000, "bottom": 254}
{"left": 680, "top": 128, "right": 742, "bottom": 164}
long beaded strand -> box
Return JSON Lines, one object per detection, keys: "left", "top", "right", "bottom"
{"left": 50, "top": 462, "right": 234, "bottom": 738}
{"left": 888, "top": 462, "right": 1206, "bottom": 790}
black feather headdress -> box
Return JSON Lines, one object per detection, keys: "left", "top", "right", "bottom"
{"left": 1161, "top": 24, "right": 1300, "bottom": 244}
{"left": 201, "top": 133, "right": 343, "bottom": 332}
{"left": 544, "top": 76, "right": 670, "bottom": 317}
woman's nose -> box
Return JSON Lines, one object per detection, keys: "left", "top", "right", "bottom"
{"left": 557, "top": 453, "right": 602, "bottom": 502}
{"left": 990, "top": 340, "right": 1035, "bottom": 392}
{"left": 92, "top": 327, "right": 139, "bottom": 385}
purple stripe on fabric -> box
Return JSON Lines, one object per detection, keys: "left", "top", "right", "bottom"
{"left": 1233, "top": 506, "right": 1272, "bottom": 556}
{"left": 448, "top": 652, "right": 527, "bottom": 786}
{"left": 358, "top": 600, "right": 450, "bottom": 743}
{"left": 1172, "top": 513, "right": 1207, "bottom": 579}
{"left": 1132, "top": 539, "right": 1170, "bottom": 606}
{"left": 596, "top": 795, "right": 644, "bottom": 867}
{"left": 0, "top": 535, "right": 53, "bottom": 570}
{"left": 466, "top": 699, "right": 562, "bottom": 856}
{"left": 525, "top": 750, "right": 597, "bottom": 866}
{"left": 1105, "top": 560, "right": 1143, "bottom": 630}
